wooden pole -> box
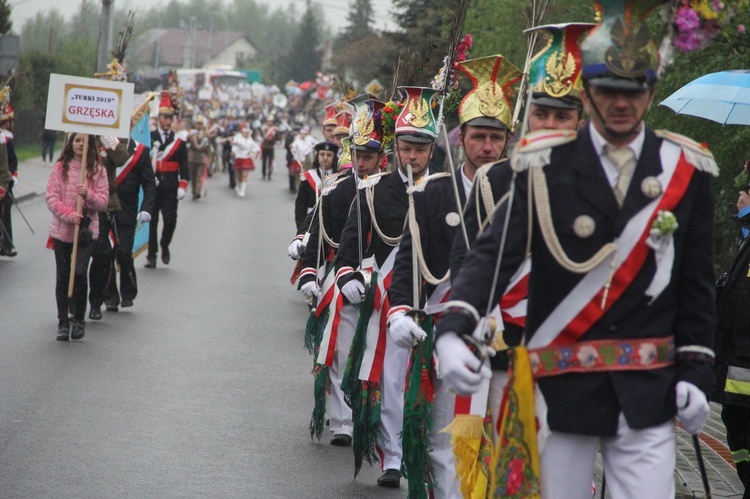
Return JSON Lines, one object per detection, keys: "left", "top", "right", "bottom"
{"left": 68, "top": 134, "right": 89, "bottom": 298}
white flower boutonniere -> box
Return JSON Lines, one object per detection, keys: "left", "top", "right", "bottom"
{"left": 650, "top": 210, "right": 678, "bottom": 239}
{"left": 645, "top": 210, "right": 678, "bottom": 302}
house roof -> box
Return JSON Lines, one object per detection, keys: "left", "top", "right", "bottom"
{"left": 135, "top": 28, "right": 257, "bottom": 68}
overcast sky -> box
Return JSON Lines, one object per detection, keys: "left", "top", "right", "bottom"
{"left": 10, "top": 0, "right": 398, "bottom": 34}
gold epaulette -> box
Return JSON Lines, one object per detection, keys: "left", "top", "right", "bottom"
{"left": 655, "top": 129, "right": 719, "bottom": 177}
{"left": 407, "top": 172, "right": 451, "bottom": 194}
{"left": 511, "top": 129, "right": 578, "bottom": 172}
{"left": 358, "top": 171, "right": 390, "bottom": 189}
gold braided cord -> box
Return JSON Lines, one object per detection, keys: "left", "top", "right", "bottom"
{"left": 366, "top": 187, "right": 402, "bottom": 247}
{"left": 531, "top": 166, "right": 617, "bottom": 273}
{"left": 407, "top": 202, "right": 450, "bottom": 286}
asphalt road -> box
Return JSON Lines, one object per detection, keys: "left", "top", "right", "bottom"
{"left": 0, "top": 164, "right": 407, "bottom": 498}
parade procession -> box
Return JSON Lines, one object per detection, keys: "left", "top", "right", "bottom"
{"left": 1, "top": 0, "right": 750, "bottom": 497}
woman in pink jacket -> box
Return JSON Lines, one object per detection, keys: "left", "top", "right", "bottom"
{"left": 46, "top": 133, "right": 109, "bottom": 341}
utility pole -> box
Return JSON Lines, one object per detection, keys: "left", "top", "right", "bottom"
{"left": 97, "top": 0, "right": 115, "bottom": 73}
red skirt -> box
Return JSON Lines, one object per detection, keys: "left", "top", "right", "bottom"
{"left": 234, "top": 157, "right": 255, "bottom": 171}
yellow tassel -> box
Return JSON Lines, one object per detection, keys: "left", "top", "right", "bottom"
{"left": 442, "top": 415, "right": 492, "bottom": 498}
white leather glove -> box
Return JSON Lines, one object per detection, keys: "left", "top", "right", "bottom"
{"left": 287, "top": 239, "right": 303, "bottom": 260}
{"left": 341, "top": 279, "right": 365, "bottom": 305}
{"left": 300, "top": 281, "right": 322, "bottom": 300}
{"left": 676, "top": 381, "right": 710, "bottom": 435}
{"left": 389, "top": 311, "right": 427, "bottom": 349}
{"left": 136, "top": 211, "right": 151, "bottom": 223}
{"left": 435, "top": 332, "right": 491, "bottom": 396}
{"left": 177, "top": 187, "right": 186, "bottom": 200}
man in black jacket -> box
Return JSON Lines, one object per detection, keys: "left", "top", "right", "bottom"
{"left": 335, "top": 87, "right": 437, "bottom": 488}
{"left": 435, "top": 6, "right": 718, "bottom": 498}
{"left": 146, "top": 92, "right": 189, "bottom": 268}
{"left": 386, "top": 56, "right": 521, "bottom": 498}
{"left": 103, "top": 140, "right": 157, "bottom": 309}
{"left": 714, "top": 180, "right": 750, "bottom": 496}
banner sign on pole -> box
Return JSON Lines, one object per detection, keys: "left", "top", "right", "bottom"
{"left": 45, "top": 73, "right": 134, "bottom": 137}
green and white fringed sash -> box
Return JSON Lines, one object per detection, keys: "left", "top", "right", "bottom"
{"left": 340, "top": 271, "right": 380, "bottom": 477}
{"left": 401, "top": 316, "right": 436, "bottom": 499}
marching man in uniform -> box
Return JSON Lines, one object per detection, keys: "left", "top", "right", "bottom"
{"left": 335, "top": 86, "right": 437, "bottom": 488}
{"left": 387, "top": 55, "right": 521, "bottom": 498}
{"left": 0, "top": 89, "right": 17, "bottom": 257}
{"left": 146, "top": 91, "right": 189, "bottom": 269}
{"left": 435, "top": 1, "right": 718, "bottom": 497}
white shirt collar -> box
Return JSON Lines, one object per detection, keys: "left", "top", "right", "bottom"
{"left": 589, "top": 122, "right": 646, "bottom": 188}
{"left": 589, "top": 121, "right": 645, "bottom": 160}
{"left": 460, "top": 164, "right": 472, "bottom": 198}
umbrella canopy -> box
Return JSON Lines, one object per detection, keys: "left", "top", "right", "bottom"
{"left": 659, "top": 69, "right": 750, "bottom": 125}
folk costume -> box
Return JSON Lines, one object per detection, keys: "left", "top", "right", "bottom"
{"left": 0, "top": 89, "right": 16, "bottom": 257}
{"left": 294, "top": 141, "right": 339, "bottom": 232}
{"left": 230, "top": 125, "right": 259, "bottom": 198}
{"left": 445, "top": 27, "right": 594, "bottom": 498}
{"left": 147, "top": 92, "right": 189, "bottom": 268}
{"left": 302, "top": 97, "right": 387, "bottom": 447}
{"left": 103, "top": 139, "right": 156, "bottom": 309}
{"left": 336, "top": 88, "right": 436, "bottom": 487}
{"left": 388, "top": 56, "right": 521, "bottom": 499}
{"left": 435, "top": 2, "right": 718, "bottom": 497}
{"left": 88, "top": 136, "right": 130, "bottom": 317}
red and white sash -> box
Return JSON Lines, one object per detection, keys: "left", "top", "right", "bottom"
{"left": 358, "top": 249, "right": 399, "bottom": 383}
{"left": 302, "top": 170, "right": 321, "bottom": 193}
{"left": 528, "top": 141, "right": 693, "bottom": 350}
{"left": 116, "top": 143, "right": 146, "bottom": 185}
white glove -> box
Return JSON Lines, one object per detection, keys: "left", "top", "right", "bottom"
{"left": 300, "top": 281, "right": 322, "bottom": 299}
{"left": 10, "top": 176, "right": 17, "bottom": 188}
{"left": 435, "top": 332, "right": 491, "bottom": 396}
{"left": 676, "top": 381, "right": 710, "bottom": 435}
{"left": 177, "top": 187, "right": 186, "bottom": 200}
{"left": 341, "top": 279, "right": 365, "bottom": 304}
{"left": 287, "top": 239, "right": 303, "bottom": 260}
{"left": 136, "top": 211, "right": 152, "bottom": 223}
{"left": 389, "top": 311, "right": 427, "bottom": 349}
{"left": 100, "top": 135, "right": 120, "bottom": 150}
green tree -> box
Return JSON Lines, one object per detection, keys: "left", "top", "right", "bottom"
{"left": 0, "top": 0, "right": 12, "bottom": 35}
{"left": 15, "top": 51, "right": 56, "bottom": 109}
{"left": 336, "top": 0, "right": 375, "bottom": 48}
{"left": 278, "top": 0, "right": 322, "bottom": 84}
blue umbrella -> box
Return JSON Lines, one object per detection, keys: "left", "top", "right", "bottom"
{"left": 659, "top": 69, "right": 750, "bottom": 125}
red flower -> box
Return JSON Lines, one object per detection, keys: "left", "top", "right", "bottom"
{"left": 384, "top": 106, "right": 394, "bottom": 113}
{"left": 505, "top": 458, "right": 525, "bottom": 496}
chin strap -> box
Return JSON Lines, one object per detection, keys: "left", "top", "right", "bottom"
{"left": 582, "top": 82, "right": 649, "bottom": 141}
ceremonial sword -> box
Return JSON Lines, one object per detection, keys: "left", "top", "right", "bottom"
{"left": 8, "top": 190, "right": 35, "bottom": 234}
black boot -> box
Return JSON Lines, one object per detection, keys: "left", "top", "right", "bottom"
{"left": 56, "top": 321, "right": 70, "bottom": 341}
{"left": 70, "top": 320, "right": 85, "bottom": 340}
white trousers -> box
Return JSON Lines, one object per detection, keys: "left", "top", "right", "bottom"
{"left": 540, "top": 413, "right": 675, "bottom": 499}
{"left": 328, "top": 304, "right": 357, "bottom": 437}
{"left": 377, "top": 329, "right": 411, "bottom": 471}
{"left": 430, "top": 371, "right": 509, "bottom": 499}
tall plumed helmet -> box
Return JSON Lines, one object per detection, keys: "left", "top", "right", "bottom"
{"left": 581, "top": 0, "right": 668, "bottom": 90}
{"left": 526, "top": 23, "right": 595, "bottom": 109}
{"left": 334, "top": 109, "right": 352, "bottom": 137}
{"left": 322, "top": 103, "right": 339, "bottom": 126}
{"left": 394, "top": 86, "right": 439, "bottom": 143}
{"left": 158, "top": 91, "right": 176, "bottom": 116}
{"left": 456, "top": 55, "right": 522, "bottom": 130}
{"left": 348, "top": 94, "right": 385, "bottom": 152}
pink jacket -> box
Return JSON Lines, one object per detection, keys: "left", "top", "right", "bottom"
{"left": 46, "top": 160, "right": 109, "bottom": 243}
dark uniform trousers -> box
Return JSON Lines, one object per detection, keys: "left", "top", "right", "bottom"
{"left": 0, "top": 185, "right": 13, "bottom": 251}
{"left": 104, "top": 222, "right": 137, "bottom": 304}
{"left": 89, "top": 212, "right": 113, "bottom": 307}
{"left": 148, "top": 183, "right": 178, "bottom": 258}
